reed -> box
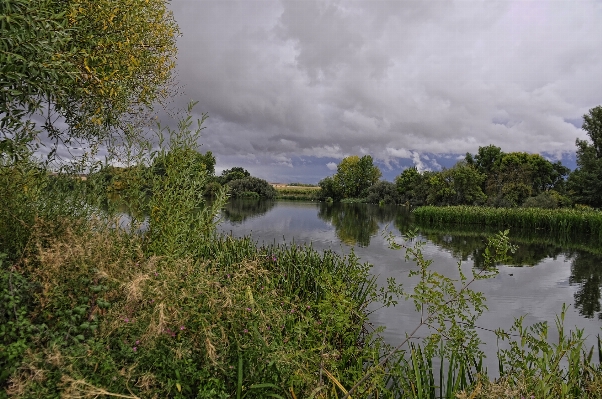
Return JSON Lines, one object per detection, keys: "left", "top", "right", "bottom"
{"left": 414, "top": 206, "right": 602, "bottom": 241}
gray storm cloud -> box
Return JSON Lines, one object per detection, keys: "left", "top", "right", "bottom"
{"left": 168, "top": 0, "right": 602, "bottom": 179}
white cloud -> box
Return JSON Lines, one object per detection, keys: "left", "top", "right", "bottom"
{"left": 165, "top": 0, "right": 602, "bottom": 181}
{"left": 326, "top": 162, "right": 337, "bottom": 171}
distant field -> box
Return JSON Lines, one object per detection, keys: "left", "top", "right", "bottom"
{"left": 273, "top": 185, "right": 320, "bottom": 199}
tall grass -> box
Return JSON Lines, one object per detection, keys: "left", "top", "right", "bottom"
{"left": 414, "top": 206, "right": 602, "bottom": 240}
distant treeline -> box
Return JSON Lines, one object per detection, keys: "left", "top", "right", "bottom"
{"left": 317, "top": 106, "right": 602, "bottom": 209}
{"left": 93, "top": 105, "right": 602, "bottom": 209}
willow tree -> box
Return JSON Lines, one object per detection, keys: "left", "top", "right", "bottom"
{"left": 0, "top": 0, "right": 179, "bottom": 157}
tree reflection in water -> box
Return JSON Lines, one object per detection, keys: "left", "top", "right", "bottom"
{"left": 416, "top": 222, "right": 602, "bottom": 319}
{"left": 568, "top": 251, "right": 602, "bottom": 319}
{"left": 220, "top": 199, "right": 602, "bottom": 320}
{"left": 317, "top": 202, "right": 399, "bottom": 247}
{"left": 221, "top": 198, "right": 276, "bottom": 224}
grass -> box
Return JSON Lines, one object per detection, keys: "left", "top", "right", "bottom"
{"left": 274, "top": 186, "right": 320, "bottom": 201}
{"left": 3, "top": 218, "right": 381, "bottom": 398}
{"left": 414, "top": 205, "right": 602, "bottom": 241}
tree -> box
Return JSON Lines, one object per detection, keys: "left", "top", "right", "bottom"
{"left": 227, "top": 176, "right": 277, "bottom": 199}
{"left": 466, "top": 144, "right": 568, "bottom": 207}
{"left": 582, "top": 106, "right": 602, "bottom": 158}
{"left": 1, "top": 0, "right": 179, "bottom": 157}
{"left": 317, "top": 175, "right": 341, "bottom": 202}
{"left": 466, "top": 145, "right": 503, "bottom": 177}
{"left": 444, "top": 162, "right": 487, "bottom": 205}
{"left": 395, "top": 166, "right": 425, "bottom": 206}
{"left": 219, "top": 167, "right": 251, "bottom": 185}
{"left": 364, "top": 181, "right": 400, "bottom": 205}
{"left": 334, "top": 155, "right": 382, "bottom": 199}
{"left": 568, "top": 106, "right": 602, "bottom": 208}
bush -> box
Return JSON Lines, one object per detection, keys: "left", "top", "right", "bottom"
{"left": 522, "top": 191, "right": 558, "bottom": 209}
{"left": 364, "top": 181, "right": 400, "bottom": 204}
{"left": 227, "top": 177, "right": 277, "bottom": 199}
{"left": 203, "top": 181, "right": 222, "bottom": 198}
{"left": 239, "top": 191, "right": 260, "bottom": 199}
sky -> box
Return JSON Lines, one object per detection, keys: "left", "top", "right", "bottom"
{"left": 165, "top": 0, "right": 602, "bottom": 184}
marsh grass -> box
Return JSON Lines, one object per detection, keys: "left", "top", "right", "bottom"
{"left": 414, "top": 206, "right": 602, "bottom": 240}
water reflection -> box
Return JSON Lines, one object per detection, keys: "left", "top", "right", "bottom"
{"left": 218, "top": 200, "right": 602, "bottom": 321}
{"left": 221, "top": 199, "right": 276, "bottom": 223}
{"left": 569, "top": 251, "right": 602, "bottom": 319}
{"left": 409, "top": 224, "right": 602, "bottom": 319}
{"left": 317, "top": 202, "right": 398, "bottom": 247}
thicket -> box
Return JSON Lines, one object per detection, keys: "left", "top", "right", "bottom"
{"left": 227, "top": 176, "right": 277, "bottom": 199}
{"left": 0, "top": 109, "right": 391, "bottom": 398}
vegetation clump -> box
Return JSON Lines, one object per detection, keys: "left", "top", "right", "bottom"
{"left": 227, "top": 176, "right": 277, "bottom": 200}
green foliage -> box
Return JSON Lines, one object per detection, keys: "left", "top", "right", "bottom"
{"left": 227, "top": 176, "right": 277, "bottom": 199}
{"left": 142, "top": 104, "right": 228, "bottom": 259}
{"left": 364, "top": 181, "right": 400, "bottom": 204}
{"left": 0, "top": 0, "right": 70, "bottom": 153}
{"left": 466, "top": 144, "right": 503, "bottom": 177}
{"left": 396, "top": 166, "right": 426, "bottom": 206}
{"left": 336, "top": 155, "right": 382, "bottom": 199}
{"left": 0, "top": 194, "right": 401, "bottom": 398}
{"left": 318, "top": 175, "right": 342, "bottom": 202}
{"left": 491, "top": 305, "right": 600, "bottom": 398}
{"left": 463, "top": 145, "right": 570, "bottom": 207}
{"left": 319, "top": 155, "right": 382, "bottom": 201}
{"left": 218, "top": 167, "right": 251, "bottom": 185}
{"left": 1, "top": 0, "right": 179, "bottom": 157}
{"left": 153, "top": 149, "right": 215, "bottom": 178}
{"left": 522, "top": 191, "right": 559, "bottom": 209}
{"left": 414, "top": 205, "right": 602, "bottom": 240}
{"left": 568, "top": 106, "right": 602, "bottom": 208}
{"left": 0, "top": 253, "right": 37, "bottom": 388}
{"left": 203, "top": 181, "right": 223, "bottom": 198}
{"left": 273, "top": 185, "right": 320, "bottom": 201}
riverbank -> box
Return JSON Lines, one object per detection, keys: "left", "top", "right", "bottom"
{"left": 2, "top": 215, "right": 387, "bottom": 398}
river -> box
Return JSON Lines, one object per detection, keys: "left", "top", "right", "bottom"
{"left": 218, "top": 199, "right": 602, "bottom": 373}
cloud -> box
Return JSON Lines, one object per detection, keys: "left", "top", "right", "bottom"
{"left": 326, "top": 162, "right": 337, "bottom": 171}
{"left": 164, "top": 0, "right": 602, "bottom": 181}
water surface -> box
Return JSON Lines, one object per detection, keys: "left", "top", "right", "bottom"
{"left": 218, "top": 199, "right": 602, "bottom": 372}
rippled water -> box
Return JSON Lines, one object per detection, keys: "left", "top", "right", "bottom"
{"left": 218, "top": 199, "right": 602, "bottom": 372}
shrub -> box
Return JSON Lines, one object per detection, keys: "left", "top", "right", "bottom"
{"left": 227, "top": 176, "right": 277, "bottom": 199}
{"left": 522, "top": 191, "right": 558, "bottom": 209}
{"left": 203, "top": 181, "right": 222, "bottom": 198}
{"left": 364, "top": 181, "right": 400, "bottom": 204}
